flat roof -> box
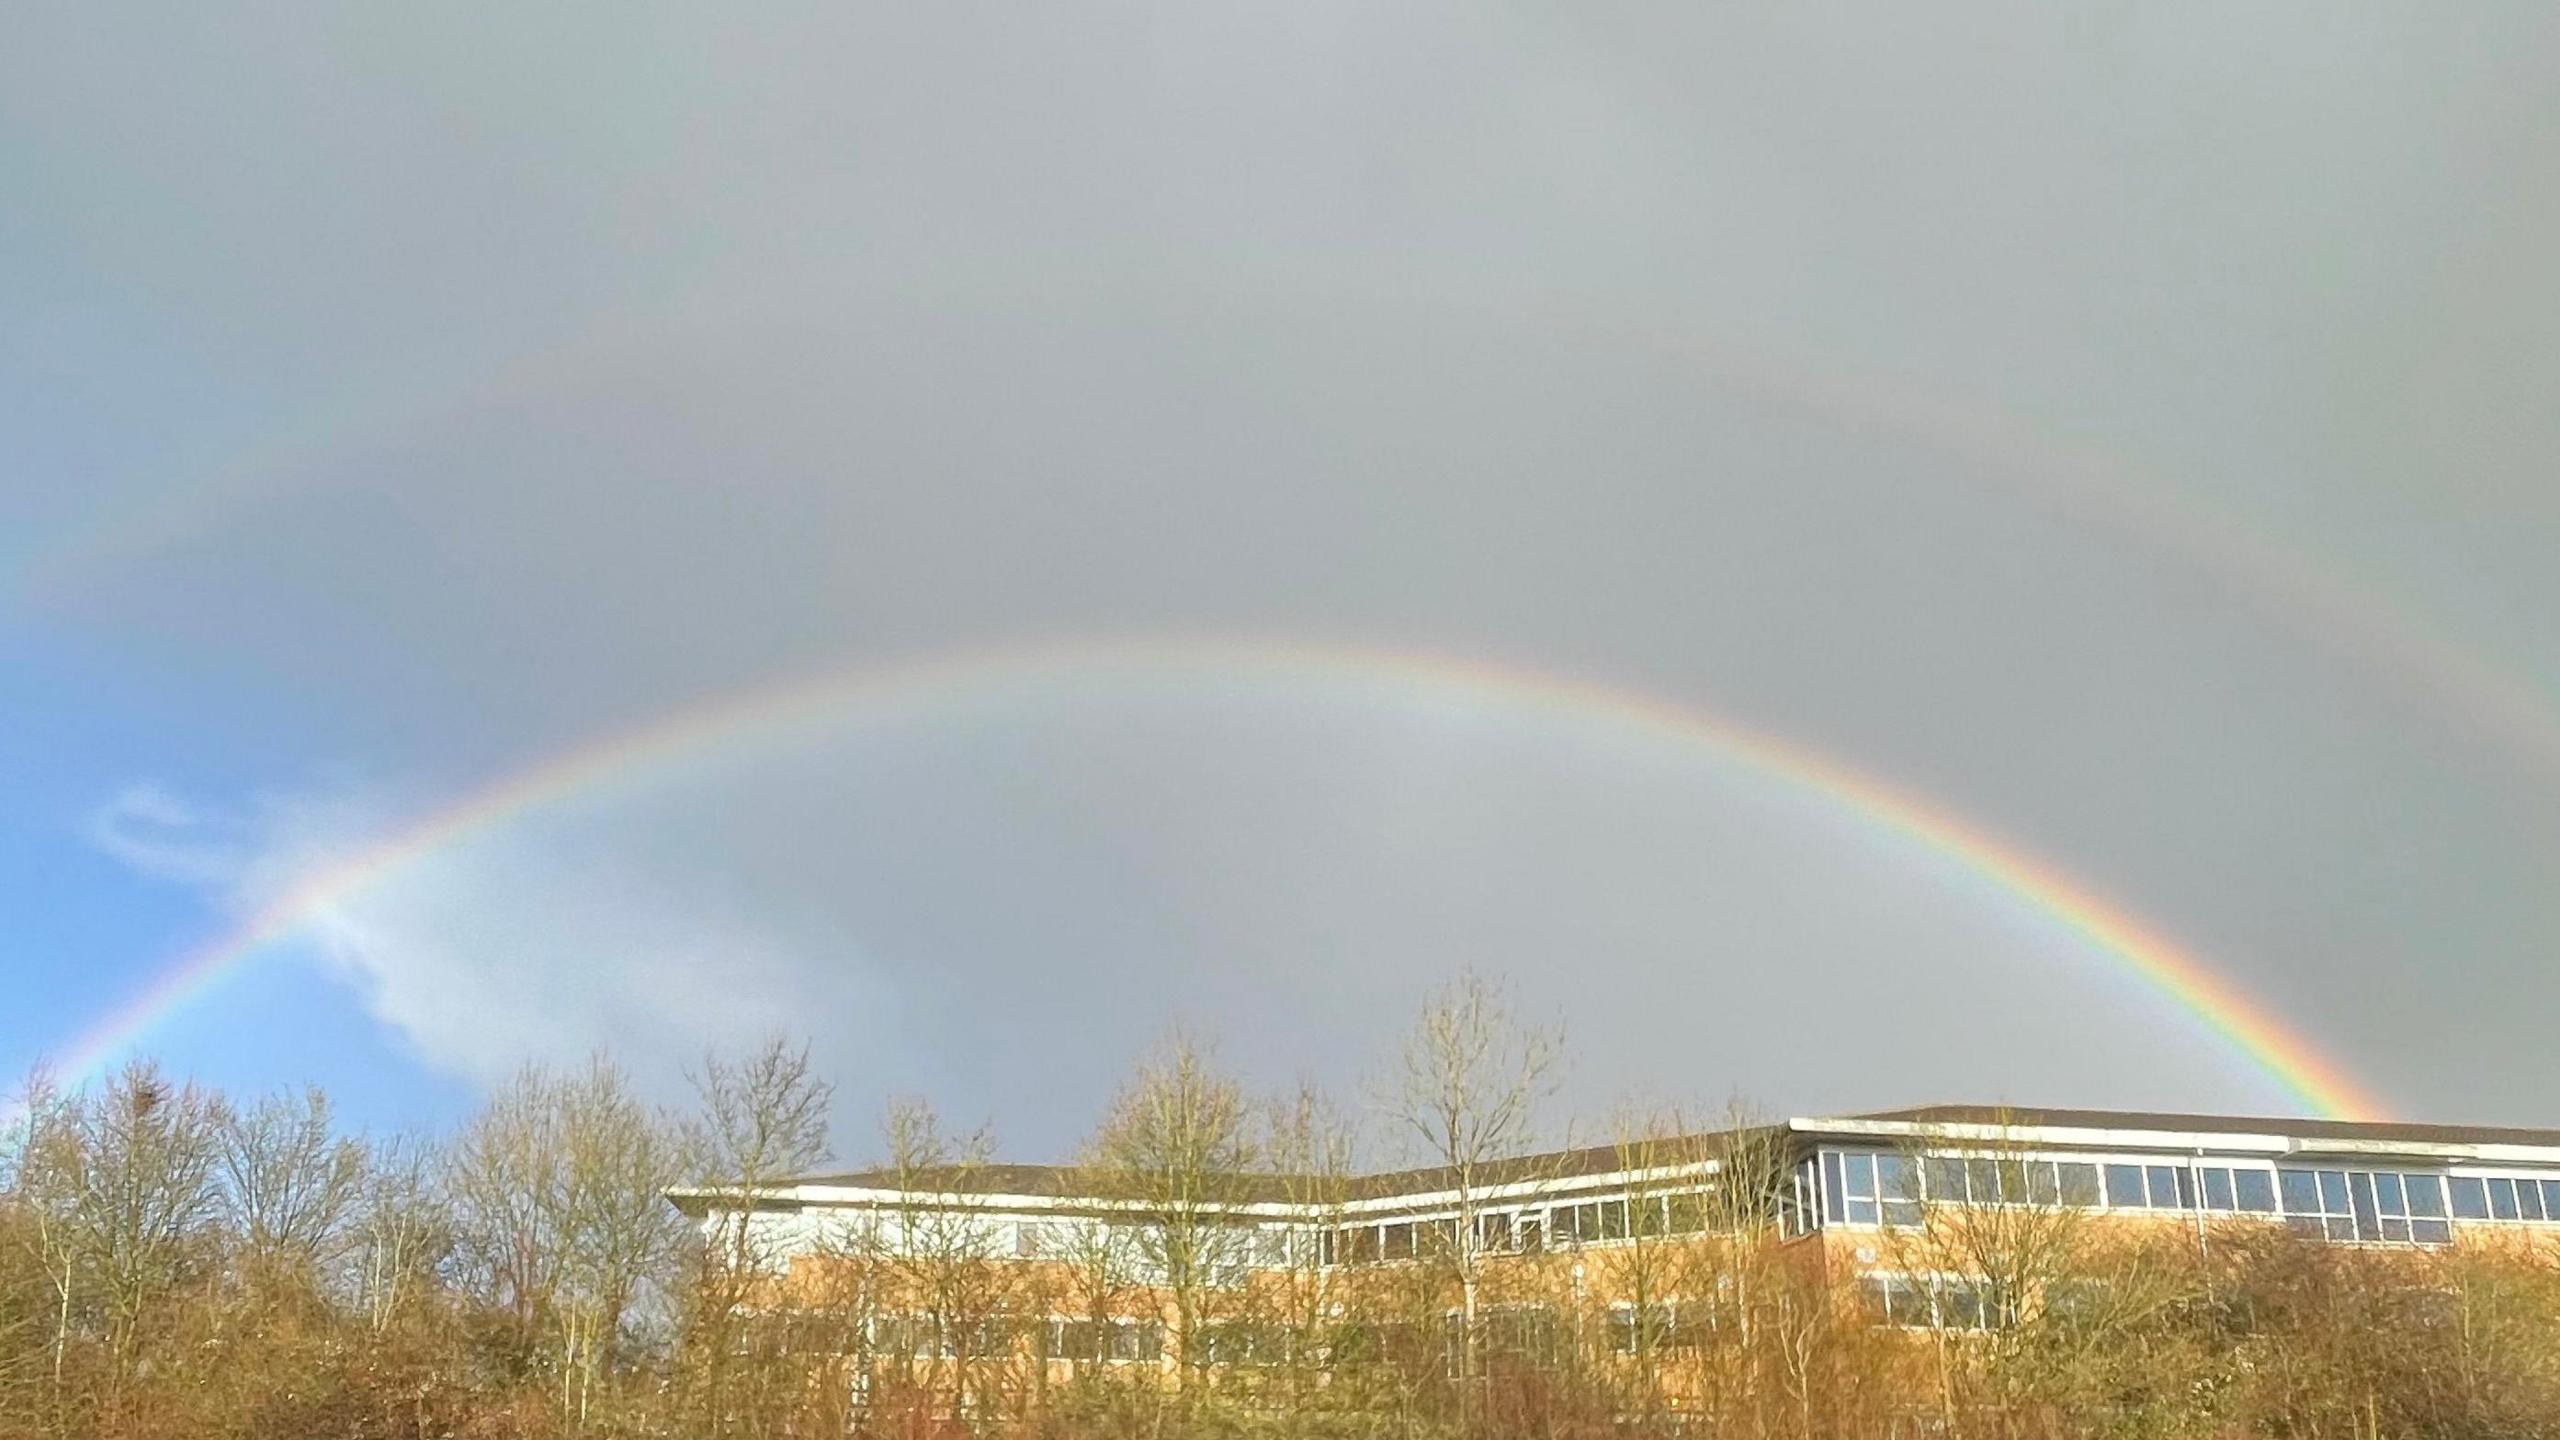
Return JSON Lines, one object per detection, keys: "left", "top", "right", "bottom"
{"left": 733, "top": 1105, "right": 2560, "bottom": 1206}
{"left": 1847, "top": 1104, "right": 2560, "bottom": 1151}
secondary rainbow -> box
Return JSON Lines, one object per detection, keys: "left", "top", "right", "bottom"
{"left": 43, "top": 637, "right": 2388, "bottom": 1121}
{"left": 29, "top": 299, "right": 2560, "bottom": 801}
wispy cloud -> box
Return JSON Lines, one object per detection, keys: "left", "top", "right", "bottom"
{"left": 83, "top": 775, "right": 892, "bottom": 1099}
{"left": 84, "top": 782, "right": 248, "bottom": 889}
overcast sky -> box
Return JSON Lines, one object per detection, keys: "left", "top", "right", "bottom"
{"left": 6, "top": 2, "right": 2559, "bottom": 1159}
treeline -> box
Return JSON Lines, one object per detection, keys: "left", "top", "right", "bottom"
{"left": 4, "top": 975, "right": 2560, "bottom": 1439}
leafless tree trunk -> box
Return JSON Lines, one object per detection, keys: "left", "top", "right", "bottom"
{"left": 1084, "top": 1032, "right": 1257, "bottom": 1399}
{"left": 215, "top": 1085, "right": 365, "bottom": 1298}
{"left": 1260, "top": 1081, "right": 1359, "bottom": 1417}
{"left": 449, "top": 1056, "right": 688, "bottom": 1433}
{"left": 351, "top": 1130, "right": 449, "bottom": 1334}
{"left": 875, "top": 1096, "right": 1023, "bottom": 1425}
{"left": 678, "top": 1034, "right": 833, "bottom": 1438}
{"left": 72, "top": 1063, "right": 222, "bottom": 1401}
{"left": 1380, "top": 970, "right": 1562, "bottom": 1416}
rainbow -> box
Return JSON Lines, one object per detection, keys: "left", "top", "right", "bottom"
{"left": 26, "top": 294, "right": 2560, "bottom": 806}
{"left": 43, "top": 637, "right": 2387, "bottom": 1120}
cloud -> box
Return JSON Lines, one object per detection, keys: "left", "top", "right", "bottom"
{"left": 84, "top": 783, "right": 241, "bottom": 888}
{"left": 83, "top": 775, "right": 896, "bottom": 1103}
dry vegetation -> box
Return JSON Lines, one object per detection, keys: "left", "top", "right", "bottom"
{"left": 6, "top": 978, "right": 2559, "bottom": 1439}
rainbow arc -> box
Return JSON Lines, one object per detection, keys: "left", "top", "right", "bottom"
{"left": 43, "top": 638, "right": 2385, "bottom": 1121}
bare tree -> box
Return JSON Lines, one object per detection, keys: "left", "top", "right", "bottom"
{"left": 447, "top": 1057, "right": 689, "bottom": 1432}
{"left": 1039, "top": 1158, "right": 1150, "bottom": 1413}
{"left": 72, "top": 1063, "right": 223, "bottom": 1395}
{"left": 3, "top": 1071, "right": 83, "bottom": 1420}
{"left": 1084, "top": 1032, "right": 1258, "bottom": 1396}
{"left": 446, "top": 1062, "right": 567, "bottom": 1363}
{"left": 676, "top": 1034, "right": 834, "bottom": 1438}
{"left": 1598, "top": 1099, "right": 1720, "bottom": 1427}
{"left": 551, "top": 1056, "right": 692, "bottom": 1430}
{"left": 1381, "top": 971, "right": 1563, "bottom": 1405}
{"left": 1257, "top": 1081, "right": 1361, "bottom": 1414}
{"left": 349, "top": 1130, "right": 450, "bottom": 1335}
{"left": 1875, "top": 1115, "right": 2193, "bottom": 1436}
{"left": 215, "top": 1086, "right": 365, "bottom": 1289}
{"left": 872, "top": 1097, "right": 1027, "bottom": 1424}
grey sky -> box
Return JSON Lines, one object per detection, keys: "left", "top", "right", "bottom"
{"left": 8, "top": 2, "right": 2558, "bottom": 1156}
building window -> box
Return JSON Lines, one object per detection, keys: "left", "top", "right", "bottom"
{"left": 1859, "top": 1274, "right": 1991, "bottom": 1331}
{"left": 2277, "top": 1167, "right": 2451, "bottom": 1245}
{"left": 1876, "top": 1154, "right": 1923, "bottom": 1226}
{"left": 1608, "top": 1302, "right": 1704, "bottom": 1354}
{"left": 2056, "top": 1161, "right": 2101, "bottom": 1206}
{"left": 1046, "top": 1318, "right": 1162, "bottom": 1363}
{"left": 1840, "top": 1153, "right": 1881, "bottom": 1225}
{"left": 1549, "top": 1202, "right": 1588, "bottom": 1245}
{"left": 2103, "top": 1164, "right": 2145, "bottom": 1207}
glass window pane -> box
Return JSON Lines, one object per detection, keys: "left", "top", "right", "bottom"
{"left": 2350, "top": 1172, "right": 2380, "bottom": 1239}
{"left": 2175, "top": 1167, "right": 2199, "bottom": 1209}
{"left": 1845, "top": 1197, "right": 1880, "bottom": 1225}
{"left": 2105, "top": 1164, "right": 2145, "bottom": 1208}
{"left": 2057, "top": 1162, "right": 2101, "bottom": 1206}
{"left": 2279, "top": 1170, "right": 2321, "bottom": 1215}
{"left": 1967, "top": 1159, "right": 2002, "bottom": 1203}
{"left": 1855, "top": 1278, "right": 1891, "bottom": 1323}
{"left": 2202, "top": 1167, "right": 2235, "bottom": 1211}
{"left": 2373, "top": 1172, "right": 2407, "bottom": 1217}
{"left": 1600, "top": 1200, "right": 1629, "bottom": 1240}
{"left": 2377, "top": 1217, "right": 2411, "bottom": 1243}
{"left": 1882, "top": 1199, "right": 1921, "bottom": 1228}
{"left": 2286, "top": 1216, "right": 2325, "bottom": 1238}
{"left": 1668, "top": 1192, "right": 1704, "bottom": 1234}
{"left": 2149, "top": 1166, "right": 2188, "bottom": 1209}
{"left": 2405, "top": 1175, "right": 2448, "bottom": 1219}
{"left": 2317, "top": 1171, "right": 2350, "bottom": 1213}
{"left": 1926, "top": 1158, "right": 1968, "bottom": 1203}
{"left": 1844, "top": 1154, "right": 1877, "bottom": 1199}
{"left": 2413, "top": 1218, "right": 2453, "bottom": 1245}
{"left": 2517, "top": 1179, "right": 2546, "bottom": 1222}
{"left": 2489, "top": 1178, "right": 2520, "bottom": 1221}
{"left": 2324, "top": 1217, "right": 2358, "bottom": 1242}
{"left": 2234, "top": 1169, "right": 2277, "bottom": 1213}
{"left": 1938, "top": 1283, "right": 1985, "bottom": 1331}
{"left": 1888, "top": 1277, "right": 1926, "bottom": 1324}
{"left": 1877, "top": 1155, "right": 1918, "bottom": 1201}
{"left": 2450, "top": 1177, "right": 2490, "bottom": 1220}
{"left": 2544, "top": 1181, "right": 2560, "bottom": 1219}
{"left": 2026, "top": 1163, "right": 2060, "bottom": 1206}
{"left": 1822, "top": 1153, "right": 1845, "bottom": 1223}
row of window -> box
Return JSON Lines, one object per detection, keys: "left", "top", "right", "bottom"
{"left": 1815, "top": 1148, "right": 2560, "bottom": 1248}
{"left": 1604, "top": 1301, "right": 1714, "bottom": 1355}
{"left": 870, "top": 1314, "right": 1169, "bottom": 1363}
{"left": 1857, "top": 1275, "right": 2000, "bottom": 1331}
{"left": 1318, "top": 1189, "right": 1717, "bottom": 1266}
{"left": 1820, "top": 1150, "right": 2281, "bottom": 1228}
